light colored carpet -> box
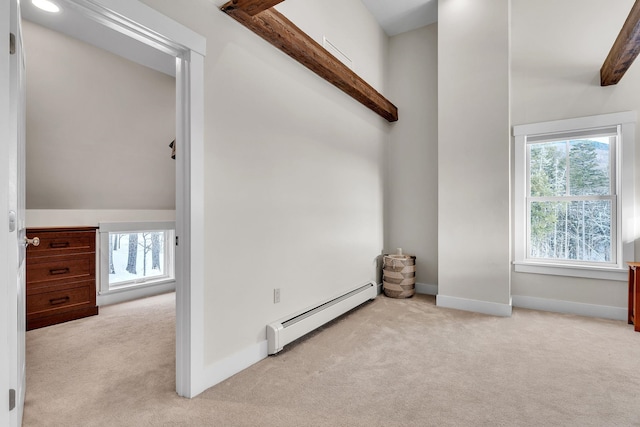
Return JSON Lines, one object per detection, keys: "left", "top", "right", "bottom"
{"left": 23, "top": 292, "right": 640, "bottom": 426}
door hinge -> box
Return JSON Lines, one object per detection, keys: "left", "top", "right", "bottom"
{"left": 9, "top": 33, "right": 16, "bottom": 55}
{"left": 9, "top": 389, "right": 16, "bottom": 411}
{"left": 175, "top": 236, "right": 179, "bottom": 246}
{"left": 8, "top": 210, "right": 16, "bottom": 232}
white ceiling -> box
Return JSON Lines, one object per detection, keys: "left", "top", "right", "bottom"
{"left": 360, "top": 0, "right": 438, "bottom": 36}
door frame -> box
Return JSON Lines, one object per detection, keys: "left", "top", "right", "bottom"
{"left": 16, "top": 0, "right": 205, "bottom": 399}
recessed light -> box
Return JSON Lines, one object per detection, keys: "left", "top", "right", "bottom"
{"left": 32, "top": 0, "right": 60, "bottom": 13}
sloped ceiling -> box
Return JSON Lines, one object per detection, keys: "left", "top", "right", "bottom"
{"left": 20, "top": 0, "right": 175, "bottom": 76}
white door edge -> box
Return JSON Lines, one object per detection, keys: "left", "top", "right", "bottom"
{"left": 0, "top": 0, "right": 15, "bottom": 418}
{"left": 1, "top": 2, "right": 14, "bottom": 423}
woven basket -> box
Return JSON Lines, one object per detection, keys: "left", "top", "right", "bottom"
{"left": 382, "top": 254, "right": 416, "bottom": 298}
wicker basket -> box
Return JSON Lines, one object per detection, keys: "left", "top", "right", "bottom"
{"left": 382, "top": 254, "right": 416, "bottom": 298}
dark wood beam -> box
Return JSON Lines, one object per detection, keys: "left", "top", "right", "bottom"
{"left": 223, "top": 0, "right": 285, "bottom": 16}
{"left": 220, "top": 3, "right": 399, "bottom": 122}
{"left": 601, "top": 0, "right": 640, "bottom": 86}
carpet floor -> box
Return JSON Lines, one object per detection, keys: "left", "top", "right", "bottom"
{"left": 23, "top": 292, "right": 640, "bottom": 426}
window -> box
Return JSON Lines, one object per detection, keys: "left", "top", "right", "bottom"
{"left": 99, "top": 222, "right": 175, "bottom": 294}
{"left": 513, "top": 112, "right": 635, "bottom": 280}
{"left": 528, "top": 135, "right": 615, "bottom": 263}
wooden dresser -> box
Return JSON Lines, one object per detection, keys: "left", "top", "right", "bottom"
{"left": 26, "top": 227, "right": 99, "bottom": 330}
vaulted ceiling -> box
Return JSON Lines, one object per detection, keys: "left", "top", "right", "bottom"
{"left": 360, "top": 0, "right": 437, "bottom": 36}
{"left": 21, "top": 0, "right": 438, "bottom": 81}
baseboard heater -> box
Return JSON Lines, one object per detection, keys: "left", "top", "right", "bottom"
{"left": 266, "top": 281, "right": 377, "bottom": 355}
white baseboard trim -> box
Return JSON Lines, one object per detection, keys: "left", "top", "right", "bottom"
{"left": 415, "top": 282, "right": 437, "bottom": 295}
{"left": 193, "top": 340, "right": 269, "bottom": 397}
{"left": 512, "top": 295, "right": 627, "bottom": 321}
{"left": 437, "top": 294, "right": 512, "bottom": 317}
{"left": 97, "top": 282, "right": 176, "bottom": 306}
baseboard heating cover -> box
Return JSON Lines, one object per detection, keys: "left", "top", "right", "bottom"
{"left": 266, "top": 281, "right": 377, "bottom": 355}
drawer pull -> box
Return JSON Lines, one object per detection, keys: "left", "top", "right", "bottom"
{"left": 49, "top": 268, "right": 70, "bottom": 275}
{"left": 49, "top": 242, "right": 70, "bottom": 249}
{"left": 49, "top": 296, "right": 70, "bottom": 305}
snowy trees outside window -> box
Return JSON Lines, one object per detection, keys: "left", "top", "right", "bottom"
{"left": 108, "top": 231, "right": 168, "bottom": 285}
{"left": 527, "top": 137, "right": 615, "bottom": 263}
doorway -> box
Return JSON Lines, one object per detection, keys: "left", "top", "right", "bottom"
{"left": 18, "top": 0, "right": 205, "bottom": 400}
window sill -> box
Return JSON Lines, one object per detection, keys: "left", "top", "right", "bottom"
{"left": 97, "top": 280, "right": 175, "bottom": 306}
{"left": 99, "top": 278, "right": 176, "bottom": 295}
{"left": 513, "top": 262, "right": 627, "bottom": 281}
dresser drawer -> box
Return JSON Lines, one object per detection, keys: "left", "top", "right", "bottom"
{"left": 26, "top": 255, "right": 94, "bottom": 287}
{"left": 26, "top": 285, "right": 93, "bottom": 317}
{"left": 26, "top": 229, "right": 95, "bottom": 258}
{"left": 25, "top": 226, "right": 98, "bottom": 330}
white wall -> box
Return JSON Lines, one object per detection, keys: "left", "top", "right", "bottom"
{"left": 386, "top": 24, "right": 438, "bottom": 288}
{"left": 437, "top": 0, "right": 511, "bottom": 314}
{"left": 23, "top": 20, "right": 175, "bottom": 210}
{"left": 138, "top": 0, "right": 389, "bottom": 371}
{"left": 275, "top": 0, "right": 387, "bottom": 91}
{"left": 511, "top": 0, "right": 639, "bottom": 311}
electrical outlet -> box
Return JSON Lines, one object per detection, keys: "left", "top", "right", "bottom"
{"left": 274, "top": 288, "right": 280, "bottom": 303}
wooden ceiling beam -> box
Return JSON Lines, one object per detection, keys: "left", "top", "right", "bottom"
{"left": 223, "top": 0, "right": 285, "bottom": 16}
{"left": 220, "top": 3, "right": 399, "bottom": 122}
{"left": 601, "top": 0, "right": 640, "bottom": 86}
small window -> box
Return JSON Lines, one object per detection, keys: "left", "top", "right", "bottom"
{"left": 513, "top": 112, "right": 635, "bottom": 280}
{"left": 99, "top": 222, "right": 175, "bottom": 294}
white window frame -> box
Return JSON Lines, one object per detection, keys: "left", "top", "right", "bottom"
{"left": 98, "top": 221, "right": 176, "bottom": 296}
{"left": 513, "top": 112, "right": 636, "bottom": 281}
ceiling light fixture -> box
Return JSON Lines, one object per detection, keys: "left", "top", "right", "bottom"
{"left": 32, "top": 0, "right": 60, "bottom": 13}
